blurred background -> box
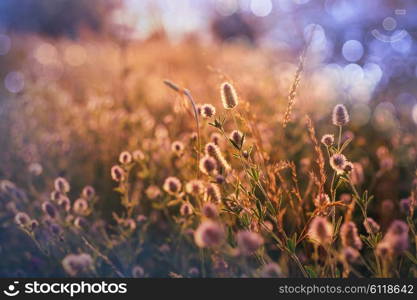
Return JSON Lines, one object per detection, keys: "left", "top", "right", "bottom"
{"left": 1, "top": 0, "right": 417, "bottom": 125}
{"left": 0, "top": 0, "right": 417, "bottom": 277}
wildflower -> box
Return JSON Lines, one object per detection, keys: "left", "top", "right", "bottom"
{"left": 73, "top": 198, "right": 88, "bottom": 215}
{"left": 202, "top": 202, "right": 218, "bottom": 219}
{"left": 50, "top": 223, "right": 62, "bottom": 236}
{"left": 62, "top": 253, "right": 93, "bottom": 277}
{"left": 82, "top": 186, "right": 95, "bottom": 200}
{"left": 210, "top": 132, "right": 222, "bottom": 146}
{"left": 50, "top": 190, "right": 62, "bottom": 202}
{"left": 58, "top": 196, "right": 71, "bottom": 212}
{"left": 332, "top": 104, "right": 349, "bottom": 126}
{"left": 171, "top": 141, "right": 185, "bottom": 156}
{"left": 236, "top": 231, "right": 264, "bottom": 256}
{"left": 220, "top": 82, "right": 238, "bottom": 109}
{"left": 200, "top": 104, "right": 216, "bottom": 118}
{"left": 132, "top": 266, "right": 145, "bottom": 278}
{"left": 382, "top": 220, "right": 409, "bottom": 255}
{"left": 74, "top": 217, "right": 88, "bottom": 229}
{"left": 205, "top": 183, "right": 222, "bottom": 203}
{"left": 28, "top": 163, "right": 43, "bottom": 176}
{"left": 185, "top": 180, "right": 204, "bottom": 195}
{"left": 340, "top": 222, "right": 362, "bottom": 250}
{"left": 199, "top": 155, "right": 217, "bottom": 175}
{"left": 54, "top": 177, "right": 70, "bottom": 193}
{"left": 261, "top": 263, "right": 282, "bottom": 278}
{"left": 30, "top": 220, "right": 39, "bottom": 231}
{"left": 180, "top": 202, "right": 193, "bottom": 216}
{"left": 145, "top": 185, "right": 161, "bottom": 199}
{"left": 230, "top": 130, "right": 244, "bottom": 149}
{"left": 242, "top": 150, "right": 249, "bottom": 159}
{"left": 343, "top": 246, "right": 360, "bottom": 263}
{"left": 205, "top": 142, "right": 231, "bottom": 172}
{"left": 42, "top": 201, "right": 57, "bottom": 218}
{"left": 119, "top": 151, "right": 132, "bottom": 165}
{"left": 313, "top": 193, "right": 331, "bottom": 216}
{"left": 321, "top": 134, "right": 334, "bottom": 147}
{"left": 308, "top": 216, "right": 333, "bottom": 245}
{"left": 132, "top": 149, "right": 145, "bottom": 161}
{"left": 111, "top": 165, "right": 125, "bottom": 182}
{"left": 15, "top": 212, "right": 31, "bottom": 227}
{"left": 163, "top": 177, "right": 182, "bottom": 195}
{"left": 215, "top": 174, "right": 225, "bottom": 184}
{"left": 194, "top": 220, "right": 225, "bottom": 248}
{"left": 330, "top": 153, "right": 347, "bottom": 174}
{"left": 363, "top": 217, "right": 380, "bottom": 235}
{"left": 399, "top": 198, "right": 412, "bottom": 215}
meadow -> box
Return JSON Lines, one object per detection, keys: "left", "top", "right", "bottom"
{"left": 0, "top": 33, "right": 416, "bottom": 278}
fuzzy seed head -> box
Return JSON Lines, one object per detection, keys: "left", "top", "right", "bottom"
{"left": 119, "top": 151, "right": 132, "bottom": 165}
{"left": 54, "top": 177, "right": 70, "bottom": 193}
{"left": 62, "top": 253, "right": 93, "bottom": 277}
{"left": 308, "top": 216, "right": 333, "bottom": 245}
{"left": 194, "top": 220, "right": 225, "bottom": 248}
{"left": 74, "top": 216, "right": 88, "bottom": 229}
{"left": 343, "top": 246, "right": 360, "bottom": 263}
{"left": 210, "top": 132, "right": 222, "bottom": 146}
{"left": 171, "top": 141, "right": 185, "bottom": 156}
{"left": 15, "top": 212, "right": 31, "bottom": 227}
{"left": 321, "top": 134, "right": 334, "bottom": 147}
{"left": 330, "top": 153, "right": 347, "bottom": 174}
{"left": 382, "top": 220, "right": 409, "bottom": 255}
{"left": 205, "top": 183, "right": 222, "bottom": 203}
{"left": 111, "top": 165, "right": 125, "bottom": 182}
{"left": 200, "top": 104, "right": 216, "bottom": 118}
{"left": 185, "top": 180, "right": 205, "bottom": 195}
{"left": 363, "top": 217, "right": 380, "bottom": 235}
{"left": 202, "top": 202, "right": 218, "bottom": 219}
{"left": 42, "top": 201, "right": 57, "bottom": 218}
{"left": 340, "top": 221, "right": 362, "bottom": 250}
{"left": 230, "top": 130, "right": 244, "bottom": 148}
{"left": 73, "top": 198, "right": 89, "bottom": 215}
{"left": 236, "top": 230, "right": 264, "bottom": 256}
{"left": 163, "top": 177, "right": 182, "bottom": 195}
{"left": 220, "top": 82, "right": 238, "bottom": 109}
{"left": 180, "top": 202, "right": 193, "bottom": 216}
{"left": 145, "top": 185, "right": 161, "bottom": 199}
{"left": 82, "top": 186, "right": 95, "bottom": 200}
{"left": 332, "top": 104, "right": 350, "bottom": 126}
{"left": 199, "top": 155, "right": 217, "bottom": 175}
{"left": 205, "top": 142, "right": 231, "bottom": 172}
{"left": 58, "top": 196, "right": 71, "bottom": 212}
